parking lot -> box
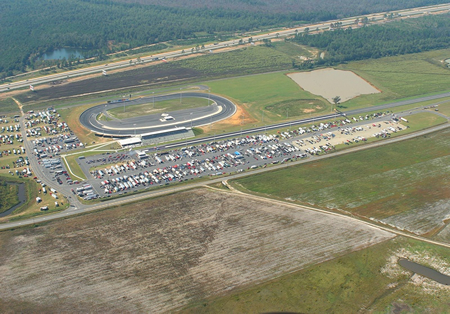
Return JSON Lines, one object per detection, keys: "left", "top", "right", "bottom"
{"left": 26, "top": 108, "right": 84, "bottom": 158}
{"left": 67, "top": 111, "right": 407, "bottom": 200}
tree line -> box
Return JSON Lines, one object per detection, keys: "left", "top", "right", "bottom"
{"left": 1, "top": 0, "right": 449, "bottom": 78}
{"left": 291, "top": 15, "right": 450, "bottom": 69}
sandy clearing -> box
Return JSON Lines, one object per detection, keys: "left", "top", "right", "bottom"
{"left": 200, "top": 102, "right": 255, "bottom": 130}
{"left": 288, "top": 68, "right": 380, "bottom": 103}
{"left": 0, "top": 189, "right": 394, "bottom": 313}
{"left": 381, "top": 247, "right": 450, "bottom": 294}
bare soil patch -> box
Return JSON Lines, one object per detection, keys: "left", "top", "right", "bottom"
{"left": 0, "top": 189, "right": 393, "bottom": 313}
{"left": 200, "top": 102, "right": 255, "bottom": 131}
{"left": 15, "top": 67, "right": 202, "bottom": 105}
{"left": 288, "top": 68, "right": 380, "bottom": 103}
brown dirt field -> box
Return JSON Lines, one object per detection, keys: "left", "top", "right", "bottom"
{"left": 15, "top": 67, "right": 202, "bottom": 105}
{"left": 200, "top": 102, "right": 256, "bottom": 132}
{"left": 0, "top": 188, "right": 394, "bottom": 313}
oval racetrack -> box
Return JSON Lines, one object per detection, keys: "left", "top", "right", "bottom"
{"left": 79, "top": 92, "right": 236, "bottom": 137}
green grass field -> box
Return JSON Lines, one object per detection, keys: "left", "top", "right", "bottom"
{"left": 206, "top": 71, "right": 328, "bottom": 121}
{"left": 97, "top": 113, "right": 112, "bottom": 121}
{"left": 401, "top": 112, "right": 448, "bottom": 131}
{"left": 266, "top": 98, "right": 329, "bottom": 118}
{"left": 0, "top": 97, "right": 20, "bottom": 115}
{"left": 233, "top": 127, "right": 450, "bottom": 221}
{"left": 198, "top": 47, "right": 450, "bottom": 126}
{"left": 0, "top": 173, "right": 69, "bottom": 222}
{"left": 182, "top": 237, "right": 450, "bottom": 314}
{"left": 271, "top": 41, "right": 316, "bottom": 58}
{"left": 107, "top": 97, "right": 209, "bottom": 119}
{"left": 0, "top": 180, "right": 19, "bottom": 214}
{"left": 437, "top": 100, "right": 450, "bottom": 116}
{"left": 338, "top": 48, "right": 450, "bottom": 109}
{"left": 172, "top": 45, "right": 293, "bottom": 76}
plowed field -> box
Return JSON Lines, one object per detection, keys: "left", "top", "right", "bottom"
{"left": 0, "top": 189, "right": 394, "bottom": 313}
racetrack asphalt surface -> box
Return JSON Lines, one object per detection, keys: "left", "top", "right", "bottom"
{"left": 79, "top": 92, "right": 236, "bottom": 137}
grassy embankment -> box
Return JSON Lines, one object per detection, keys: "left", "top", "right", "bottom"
{"left": 58, "top": 102, "right": 112, "bottom": 146}
{"left": 437, "top": 100, "right": 450, "bottom": 116}
{"left": 0, "top": 97, "right": 20, "bottom": 115}
{"left": 62, "top": 144, "right": 121, "bottom": 181}
{"left": 232, "top": 127, "right": 450, "bottom": 222}
{"left": 97, "top": 113, "right": 112, "bottom": 121}
{"left": 0, "top": 173, "right": 68, "bottom": 223}
{"left": 182, "top": 237, "right": 450, "bottom": 314}
{"left": 0, "top": 179, "right": 19, "bottom": 213}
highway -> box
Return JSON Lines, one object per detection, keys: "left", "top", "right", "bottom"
{"left": 1, "top": 3, "right": 449, "bottom": 93}
{"left": 79, "top": 92, "right": 236, "bottom": 136}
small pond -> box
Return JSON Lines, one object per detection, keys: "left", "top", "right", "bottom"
{"left": 399, "top": 258, "right": 450, "bottom": 285}
{"left": 40, "top": 48, "right": 87, "bottom": 60}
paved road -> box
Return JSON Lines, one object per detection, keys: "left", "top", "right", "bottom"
{"left": 18, "top": 105, "right": 84, "bottom": 210}
{"left": 1, "top": 122, "right": 448, "bottom": 231}
{"left": 79, "top": 92, "right": 236, "bottom": 137}
{"left": 161, "top": 92, "right": 450, "bottom": 150}
{"left": 1, "top": 4, "right": 449, "bottom": 93}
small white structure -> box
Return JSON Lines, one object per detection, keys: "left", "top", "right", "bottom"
{"left": 136, "top": 150, "right": 148, "bottom": 159}
{"left": 117, "top": 137, "right": 142, "bottom": 148}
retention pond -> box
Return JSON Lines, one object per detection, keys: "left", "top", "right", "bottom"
{"left": 399, "top": 258, "right": 450, "bottom": 285}
{"left": 0, "top": 183, "right": 26, "bottom": 217}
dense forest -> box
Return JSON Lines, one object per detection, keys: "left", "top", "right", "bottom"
{"left": 291, "top": 15, "right": 450, "bottom": 69}
{"left": 115, "top": 0, "right": 450, "bottom": 14}
{"left": 1, "top": 0, "right": 449, "bottom": 78}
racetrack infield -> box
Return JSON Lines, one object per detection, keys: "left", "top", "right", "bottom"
{"left": 0, "top": 188, "right": 394, "bottom": 313}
